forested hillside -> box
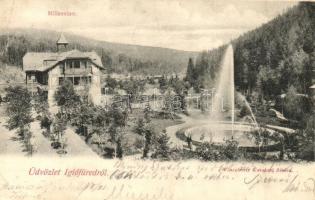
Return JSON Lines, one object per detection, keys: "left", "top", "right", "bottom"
{"left": 187, "top": 2, "right": 314, "bottom": 98}
{"left": 0, "top": 28, "right": 197, "bottom": 75}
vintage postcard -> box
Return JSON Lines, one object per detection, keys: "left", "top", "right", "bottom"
{"left": 0, "top": 0, "right": 314, "bottom": 199}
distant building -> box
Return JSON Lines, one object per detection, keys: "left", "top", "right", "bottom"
{"left": 23, "top": 34, "right": 105, "bottom": 112}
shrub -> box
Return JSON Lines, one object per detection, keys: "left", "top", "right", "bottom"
{"left": 195, "top": 142, "right": 219, "bottom": 161}
{"left": 151, "top": 132, "right": 171, "bottom": 160}
{"left": 196, "top": 138, "right": 242, "bottom": 161}
{"left": 5, "top": 86, "right": 33, "bottom": 155}
{"left": 293, "top": 115, "right": 315, "bottom": 161}
{"left": 283, "top": 86, "right": 312, "bottom": 121}
{"left": 223, "top": 138, "right": 240, "bottom": 160}
{"left": 40, "top": 116, "right": 52, "bottom": 132}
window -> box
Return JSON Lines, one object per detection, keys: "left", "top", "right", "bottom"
{"left": 74, "top": 60, "right": 80, "bottom": 68}
{"left": 82, "top": 61, "right": 87, "bottom": 68}
{"left": 74, "top": 77, "right": 80, "bottom": 85}
{"left": 31, "top": 75, "right": 36, "bottom": 83}
{"left": 81, "top": 76, "right": 92, "bottom": 84}
{"left": 59, "top": 77, "right": 64, "bottom": 85}
{"left": 68, "top": 61, "right": 73, "bottom": 69}
{"left": 60, "top": 63, "right": 65, "bottom": 74}
{"left": 43, "top": 74, "right": 48, "bottom": 85}
{"left": 65, "top": 61, "right": 69, "bottom": 69}
{"left": 66, "top": 77, "right": 73, "bottom": 84}
{"left": 81, "top": 77, "right": 87, "bottom": 84}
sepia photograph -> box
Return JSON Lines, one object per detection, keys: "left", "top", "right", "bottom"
{"left": 0, "top": 0, "right": 314, "bottom": 199}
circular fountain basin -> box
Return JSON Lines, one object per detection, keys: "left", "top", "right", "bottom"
{"left": 184, "top": 122, "right": 277, "bottom": 148}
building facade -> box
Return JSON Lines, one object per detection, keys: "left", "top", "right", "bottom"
{"left": 23, "top": 34, "right": 105, "bottom": 112}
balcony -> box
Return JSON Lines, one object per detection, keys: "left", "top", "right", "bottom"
{"left": 63, "top": 67, "right": 92, "bottom": 75}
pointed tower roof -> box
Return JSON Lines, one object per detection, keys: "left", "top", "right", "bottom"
{"left": 56, "top": 33, "right": 68, "bottom": 45}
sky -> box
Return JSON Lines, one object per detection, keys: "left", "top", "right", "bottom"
{"left": 0, "top": 0, "right": 298, "bottom": 51}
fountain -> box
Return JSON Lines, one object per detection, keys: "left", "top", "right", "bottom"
{"left": 237, "top": 92, "right": 258, "bottom": 126}
{"left": 211, "top": 44, "right": 235, "bottom": 123}
{"left": 181, "top": 44, "right": 279, "bottom": 149}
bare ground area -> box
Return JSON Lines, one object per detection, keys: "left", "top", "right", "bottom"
{"left": 62, "top": 128, "right": 99, "bottom": 158}
{"left": 0, "top": 105, "right": 99, "bottom": 158}
{"left": 0, "top": 117, "right": 24, "bottom": 155}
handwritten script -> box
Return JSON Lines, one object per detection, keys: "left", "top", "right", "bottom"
{"left": 0, "top": 160, "right": 314, "bottom": 200}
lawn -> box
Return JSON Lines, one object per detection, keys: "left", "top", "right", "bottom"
{"left": 83, "top": 108, "right": 184, "bottom": 157}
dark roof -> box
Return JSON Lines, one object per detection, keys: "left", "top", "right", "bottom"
{"left": 23, "top": 49, "right": 104, "bottom": 71}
